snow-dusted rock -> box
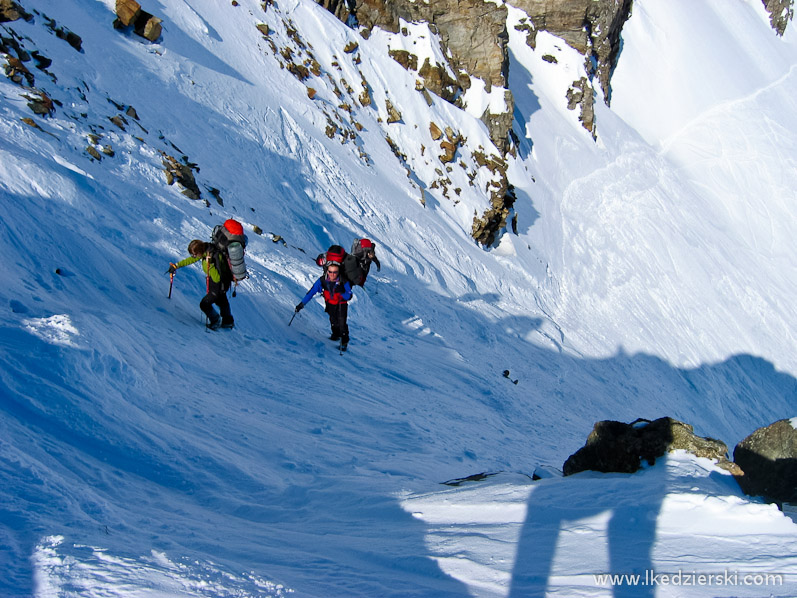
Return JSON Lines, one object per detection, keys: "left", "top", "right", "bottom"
{"left": 563, "top": 417, "right": 738, "bottom": 476}
{"left": 734, "top": 418, "right": 797, "bottom": 504}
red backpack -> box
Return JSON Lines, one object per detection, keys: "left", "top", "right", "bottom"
{"left": 315, "top": 245, "right": 344, "bottom": 265}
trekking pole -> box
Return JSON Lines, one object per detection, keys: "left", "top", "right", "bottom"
{"left": 168, "top": 272, "right": 175, "bottom": 299}
{"left": 288, "top": 311, "right": 298, "bottom": 326}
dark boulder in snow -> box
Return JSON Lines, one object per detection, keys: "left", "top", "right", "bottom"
{"left": 734, "top": 418, "right": 797, "bottom": 504}
{"left": 0, "top": 0, "right": 31, "bottom": 23}
{"left": 563, "top": 417, "right": 739, "bottom": 476}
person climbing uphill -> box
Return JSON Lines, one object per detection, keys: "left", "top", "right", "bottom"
{"left": 168, "top": 239, "right": 234, "bottom": 330}
{"left": 295, "top": 262, "right": 352, "bottom": 349}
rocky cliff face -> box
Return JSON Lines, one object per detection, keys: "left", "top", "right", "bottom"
{"left": 320, "top": 0, "right": 635, "bottom": 146}
{"left": 319, "top": 0, "right": 511, "bottom": 146}
{"left": 317, "top": 0, "right": 793, "bottom": 246}
{"left": 513, "top": 0, "right": 632, "bottom": 134}
{"left": 320, "top": 0, "right": 508, "bottom": 88}
{"left": 316, "top": 0, "right": 632, "bottom": 245}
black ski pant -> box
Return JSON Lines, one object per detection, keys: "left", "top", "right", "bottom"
{"left": 200, "top": 278, "right": 232, "bottom": 322}
{"left": 325, "top": 302, "right": 349, "bottom": 341}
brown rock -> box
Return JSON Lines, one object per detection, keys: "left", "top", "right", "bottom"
{"left": 439, "top": 140, "right": 457, "bottom": 163}
{"left": 142, "top": 16, "right": 162, "bottom": 41}
{"left": 347, "top": 0, "right": 508, "bottom": 90}
{"left": 385, "top": 98, "right": 401, "bottom": 123}
{"left": 734, "top": 419, "right": 797, "bottom": 503}
{"left": 161, "top": 154, "right": 201, "bottom": 200}
{"left": 418, "top": 58, "right": 460, "bottom": 103}
{"left": 115, "top": 0, "right": 141, "bottom": 27}
{"left": 762, "top": 0, "right": 794, "bottom": 35}
{"left": 86, "top": 146, "right": 102, "bottom": 161}
{"left": 109, "top": 115, "right": 128, "bottom": 130}
{"left": 359, "top": 87, "right": 371, "bottom": 106}
{"left": 4, "top": 56, "right": 34, "bottom": 86}
{"left": 389, "top": 49, "right": 418, "bottom": 71}
{"left": 566, "top": 77, "right": 595, "bottom": 136}
{"left": 512, "top": 0, "right": 632, "bottom": 106}
{"left": 0, "top": 0, "right": 31, "bottom": 22}
{"left": 24, "top": 91, "right": 55, "bottom": 116}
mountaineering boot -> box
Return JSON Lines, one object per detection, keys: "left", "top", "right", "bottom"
{"left": 340, "top": 334, "right": 349, "bottom": 350}
{"left": 329, "top": 333, "right": 341, "bottom": 341}
{"left": 206, "top": 314, "right": 221, "bottom": 330}
{"left": 221, "top": 316, "right": 235, "bottom": 329}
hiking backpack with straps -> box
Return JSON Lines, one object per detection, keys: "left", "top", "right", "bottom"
{"left": 211, "top": 219, "right": 248, "bottom": 284}
{"left": 315, "top": 239, "right": 379, "bottom": 287}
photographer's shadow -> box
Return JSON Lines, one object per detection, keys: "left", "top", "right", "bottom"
{"left": 509, "top": 420, "right": 675, "bottom": 597}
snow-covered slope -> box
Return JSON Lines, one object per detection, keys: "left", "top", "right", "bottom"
{"left": 1, "top": 0, "right": 795, "bottom": 596}
{"left": 508, "top": 0, "right": 797, "bottom": 374}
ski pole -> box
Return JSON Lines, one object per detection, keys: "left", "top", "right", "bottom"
{"left": 288, "top": 311, "right": 297, "bottom": 326}
{"left": 168, "top": 271, "right": 175, "bottom": 299}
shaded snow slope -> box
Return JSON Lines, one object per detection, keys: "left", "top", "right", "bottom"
{"left": 508, "top": 0, "right": 797, "bottom": 373}
{"left": 1, "top": 0, "right": 795, "bottom": 596}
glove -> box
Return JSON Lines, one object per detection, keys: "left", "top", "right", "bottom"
{"left": 295, "top": 302, "right": 304, "bottom": 312}
{"left": 166, "top": 263, "right": 177, "bottom": 274}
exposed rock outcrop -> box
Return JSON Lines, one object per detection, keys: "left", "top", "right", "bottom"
{"left": 763, "top": 0, "right": 795, "bottom": 36}
{"left": 0, "top": 0, "right": 32, "bottom": 23}
{"left": 734, "top": 418, "right": 797, "bottom": 504}
{"left": 316, "top": 0, "right": 792, "bottom": 246}
{"left": 513, "top": 0, "right": 631, "bottom": 100}
{"left": 319, "top": 0, "right": 511, "bottom": 150}
{"left": 113, "top": 0, "right": 163, "bottom": 43}
{"left": 512, "top": 0, "right": 632, "bottom": 133}
{"left": 315, "top": 0, "right": 627, "bottom": 246}
{"left": 160, "top": 153, "right": 202, "bottom": 200}
{"left": 563, "top": 417, "right": 740, "bottom": 476}
{"left": 321, "top": 0, "right": 634, "bottom": 144}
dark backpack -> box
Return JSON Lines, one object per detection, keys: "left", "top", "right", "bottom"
{"left": 315, "top": 239, "right": 379, "bottom": 287}
{"left": 349, "top": 238, "right": 380, "bottom": 286}
{"left": 211, "top": 219, "right": 248, "bottom": 284}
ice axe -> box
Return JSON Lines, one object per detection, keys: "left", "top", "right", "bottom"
{"left": 289, "top": 302, "right": 304, "bottom": 326}
{"left": 166, "top": 264, "right": 177, "bottom": 299}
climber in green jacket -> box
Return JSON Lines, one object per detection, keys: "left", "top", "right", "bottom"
{"left": 168, "top": 239, "right": 234, "bottom": 329}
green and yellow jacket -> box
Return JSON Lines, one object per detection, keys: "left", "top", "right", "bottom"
{"left": 174, "top": 252, "right": 224, "bottom": 284}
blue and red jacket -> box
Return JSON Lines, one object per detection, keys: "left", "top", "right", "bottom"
{"left": 301, "top": 275, "right": 352, "bottom": 306}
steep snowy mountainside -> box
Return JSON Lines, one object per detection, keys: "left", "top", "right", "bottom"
{"left": 506, "top": 0, "right": 797, "bottom": 375}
